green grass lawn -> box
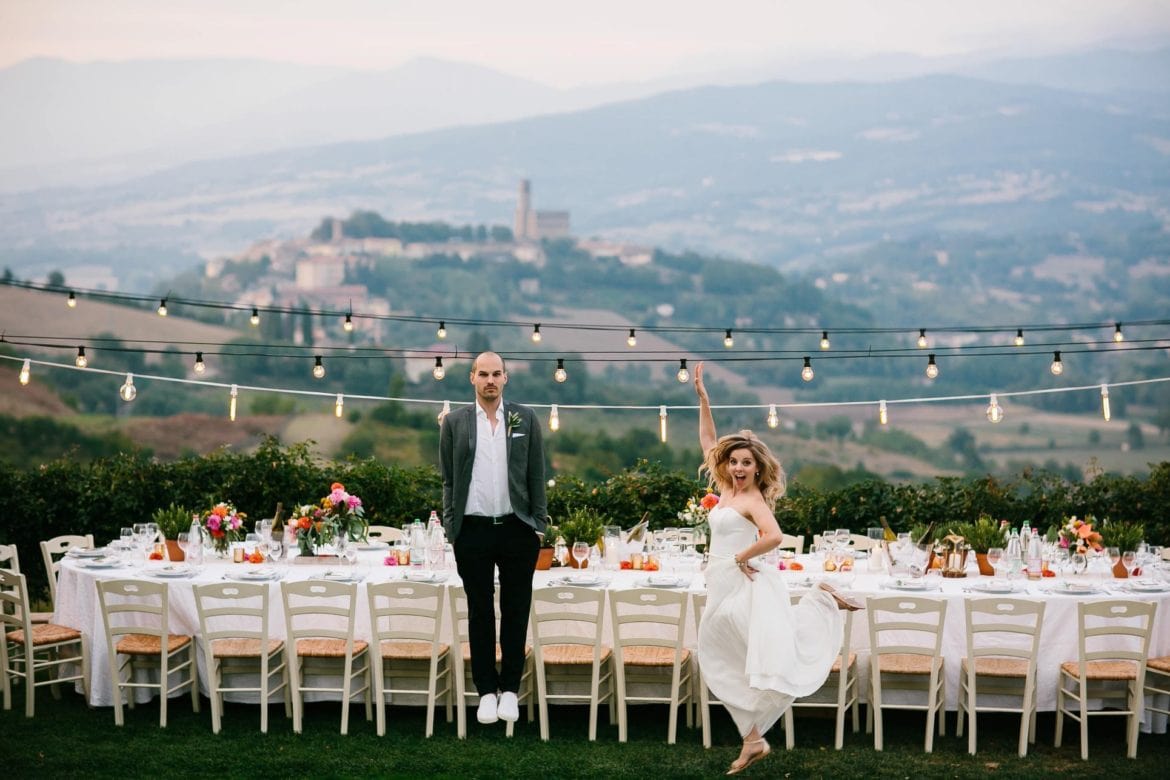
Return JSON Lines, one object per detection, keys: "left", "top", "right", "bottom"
{"left": 3, "top": 689, "right": 1168, "bottom": 778}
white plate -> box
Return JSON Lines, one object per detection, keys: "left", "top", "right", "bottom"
{"left": 555, "top": 574, "right": 603, "bottom": 587}
{"left": 227, "top": 568, "right": 279, "bottom": 581}
{"left": 146, "top": 565, "right": 193, "bottom": 578}
{"left": 78, "top": 557, "right": 122, "bottom": 569}
{"left": 1126, "top": 580, "right": 1170, "bottom": 593}
{"left": 402, "top": 570, "right": 449, "bottom": 583}
{"left": 315, "top": 570, "right": 365, "bottom": 583}
{"left": 1046, "top": 581, "right": 1104, "bottom": 595}
{"left": 639, "top": 575, "right": 690, "bottom": 589}
{"left": 881, "top": 578, "right": 938, "bottom": 592}
{"left": 68, "top": 547, "right": 108, "bottom": 558}
{"left": 967, "top": 581, "right": 1020, "bottom": 594}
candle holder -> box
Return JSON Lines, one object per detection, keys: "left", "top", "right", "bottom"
{"left": 939, "top": 533, "right": 969, "bottom": 578}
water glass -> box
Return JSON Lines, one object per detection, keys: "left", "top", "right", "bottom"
{"left": 269, "top": 539, "right": 284, "bottom": 565}
{"left": 986, "top": 547, "right": 1004, "bottom": 577}
{"left": 176, "top": 532, "right": 191, "bottom": 560}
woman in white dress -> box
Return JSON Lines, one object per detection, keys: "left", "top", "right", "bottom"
{"left": 693, "top": 361, "right": 861, "bottom": 774}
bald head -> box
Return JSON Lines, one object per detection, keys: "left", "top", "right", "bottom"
{"left": 470, "top": 351, "right": 508, "bottom": 408}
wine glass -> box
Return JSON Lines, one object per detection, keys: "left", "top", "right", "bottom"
{"left": 1107, "top": 547, "right": 1121, "bottom": 570}
{"left": 835, "top": 529, "right": 851, "bottom": 551}
{"left": 176, "top": 532, "right": 191, "bottom": 562}
{"left": 146, "top": 522, "right": 160, "bottom": 543}
{"left": 572, "top": 542, "right": 590, "bottom": 570}
{"left": 343, "top": 537, "right": 359, "bottom": 567}
{"left": 820, "top": 530, "right": 837, "bottom": 554}
{"left": 269, "top": 538, "right": 284, "bottom": 566}
{"left": 986, "top": 547, "right": 1004, "bottom": 578}
{"left": 1122, "top": 550, "right": 1138, "bottom": 578}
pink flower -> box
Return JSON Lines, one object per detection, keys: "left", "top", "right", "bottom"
{"left": 228, "top": 515, "right": 242, "bottom": 530}
{"left": 347, "top": 495, "right": 362, "bottom": 510}
{"left": 330, "top": 488, "right": 348, "bottom": 505}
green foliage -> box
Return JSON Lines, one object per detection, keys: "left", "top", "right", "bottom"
{"left": 0, "top": 414, "right": 141, "bottom": 464}
{"left": 1098, "top": 518, "right": 1145, "bottom": 552}
{"left": 151, "top": 502, "right": 195, "bottom": 539}
{"left": 950, "top": 514, "right": 1007, "bottom": 553}
{"left": 554, "top": 506, "right": 607, "bottom": 546}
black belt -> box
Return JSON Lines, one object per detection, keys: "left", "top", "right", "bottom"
{"left": 465, "top": 513, "right": 516, "bottom": 526}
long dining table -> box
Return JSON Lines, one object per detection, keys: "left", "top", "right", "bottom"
{"left": 53, "top": 547, "right": 1170, "bottom": 732}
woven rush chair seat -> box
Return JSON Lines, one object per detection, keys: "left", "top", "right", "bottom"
{"left": 542, "top": 643, "right": 612, "bottom": 665}
{"left": 622, "top": 645, "right": 692, "bottom": 667}
{"left": 962, "top": 657, "right": 1030, "bottom": 678}
{"left": 210, "top": 637, "right": 284, "bottom": 658}
{"left": 1060, "top": 660, "right": 1139, "bottom": 681}
{"left": 831, "top": 652, "right": 857, "bottom": 674}
{"left": 115, "top": 633, "right": 192, "bottom": 655}
{"left": 460, "top": 641, "right": 532, "bottom": 663}
{"left": 6, "top": 623, "right": 82, "bottom": 646}
{"left": 296, "top": 638, "right": 370, "bottom": 658}
{"left": 379, "top": 640, "right": 451, "bottom": 660}
{"left": 878, "top": 653, "right": 939, "bottom": 675}
{"left": 1148, "top": 656, "right": 1170, "bottom": 674}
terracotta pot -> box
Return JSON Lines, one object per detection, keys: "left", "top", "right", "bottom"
{"left": 536, "top": 547, "right": 554, "bottom": 571}
{"left": 975, "top": 552, "right": 995, "bottom": 576}
{"left": 165, "top": 539, "right": 185, "bottom": 562}
{"left": 1113, "top": 560, "right": 1129, "bottom": 578}
{"left": 568, "top": 555, "right": 589, "bottom": 569}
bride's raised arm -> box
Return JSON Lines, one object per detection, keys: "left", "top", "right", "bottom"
{"left": 695, "top": 361, "right": 717, "bottom": 457}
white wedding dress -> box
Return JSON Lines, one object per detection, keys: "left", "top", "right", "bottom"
{"left": 699, "top": 505, "right": 844, "bottom": 737}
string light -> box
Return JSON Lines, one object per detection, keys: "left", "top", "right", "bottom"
{"left": 157, "top": 297, "right": 168, "bottom": 317}
{"left": 334, "top": 393, "right": 344, "bottom": 418}
{"left": 820, "top": 331, "right": 831, "bottom": 350}
{"left": 1114, "top": 323, "right": 1124, "bottom": 343}
{"left": 724, "top": 329, "right": 734, "bottom": 348}
{"left": 878, "top": 400, "right": 888, "bottom": 426}
{"left": 343, "top": 310, "right": 354, "bottom": 332}
{"left": 119, "top": 373, "right": 137, "bottom": 402}
{"left": 549, "top": 404, "right": 560, "bottom": 432}
{"left": 437, "top": 400, "right": 450, "bottom": 425}
{"left": 986, "top": 393, "right": 1003, "bottom": 423}
{"left": 1014, "top": 328, "right": 1025, "bottom": 347}
{"left": 925, "top": 353, "right": 939, "bottom": 379}
{"left": 658, "top": 405, "right": 668, "bottom": 443}
{"left": 193, "top": 352, "right": 206, "bottom": 374}
{"left": 554, "top": 358, "right": 567, "bottom": 383}
{"left": 1101, "top": 384, "right": 1111, "bottom": 421}
{"left": 432, "top": 356, "right": 445, "bottom": 380}
{"left": 437, "top": 321, "right": 447, "bottom": 339}
{"left": 19, "top": 359, "right": 30, "bottom": 386}
{"left": 766, "top": 404, "right": 779, "bottom": 429}
{"left": 801, "top": 356, "right": 814, "bottom": 382}
{"left": 627, "top": 328, "right": 637, "bottom": 347}
{"left": 1051, "top": 350, "right": 1064, "bottom": 375}
{"left": 250, "top": 307, "right": 260, "bottom": 326}
{"left": 676, "top": 358, "right": 689, "bottom": 383}
{"left": 312, "top": 355, "right": 325, "bottom": 379}
{"left": 917, "top": 328, "right": 928, "bottom": 349}
{"left": 67, "top": 291, "right": 77, "bottom": 308}
{"left": 229, "top": 384, "right": 238, "bottom": 421}
{"left": 531, "top": 324, "right": 542, "bottom": 343}
{"left": 75, "top": 347, "right": 87, "bottom": 368}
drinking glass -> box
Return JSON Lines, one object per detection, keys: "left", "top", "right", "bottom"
{"left": 1107, "top": 547, "right": 1121, "bottom": 569}
{"left": 120, "top": 527, "right": 133, "bottom": 548}
{"left": 146, "top": 522, "right": 160, "bottom": 543}
{"left": 986, "top": 547, "right": 1004, "bottom": 577}
{"left": 176, "top": 532, "right": 191, "bottom": 561}
{"left": 572, "top": 542, "right": 590, "bottom": 569}
{"left": 343, "top": 538, "right": 359, "bottom": 567}
{"left": 820, "top": 530, "right": 837, "bottom": 553}
{"left": 1122, "top": 550, "right": 1138, "bottom": 578}
{"left": 269, "top": 539, "right": 284, "bottom": 565}
{"left": 835, "top": 529, "right": 851, "bottom": 550}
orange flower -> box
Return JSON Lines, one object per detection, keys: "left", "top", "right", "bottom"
{"left": 297, "top": 516, "right": 311, "bottom": 530}
{"left": 700, "top": 493, "right": 720, "bottom": 510}
{"left": 331, "top": 482, "right": 345, "bottom": 492}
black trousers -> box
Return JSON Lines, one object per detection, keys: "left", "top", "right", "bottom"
{"left": 454, "top": 514, "right": 540, "bottom": 695}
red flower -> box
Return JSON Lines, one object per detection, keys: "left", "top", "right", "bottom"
{"left": 700, "top": 493, "right": 720, "bottom": 510}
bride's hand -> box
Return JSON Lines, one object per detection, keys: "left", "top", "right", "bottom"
{"left": 694, "top": 361, "right": 709, "bottom": 403}
{"left": 735, "top": 556, "right": 757, "bottom": 580}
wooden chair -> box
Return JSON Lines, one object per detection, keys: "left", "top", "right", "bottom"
{"left": 866, "top": 595, "right": 947, "bottom": 752}
{"left": 530, "top": 585, "right": 613, "bottom": 741}
{"left": 784, "top": 596, "right": 859, "bottom": 749}
{"left": 40, "top": 535, "right": 94, "bottom": 613}
{"left": 956, "top": 597, "right": 1045, "bottom": 757}
{"left": 0, "top": 568, "right": 88, "bottom": 717}
{"left": 0, "top": 544, "right": 51, "bottom": 623}
{"left": 96, "top": 578, "right": 198, "bottom": 727}
{"left": 779, "top": 534, "right": 805, "bottom": 555}
{"left": 367, "top": 580, "right": 452, "bottom": 737}
{"left": 281, "top": 579, "right": 371, "bottom": 735}
{"left": 1145, "top": 653, "right": 1170, "bottom": 727}
{"left": 193, "top": 581, "right": 290, "bottom": 734}
{"left": 367, "top": 525, "right": 404, "bottom": 543}
{"left": 608, "top": 587, "right": 692, "bottom": 744}
{"left": 447, "top": 584, "right": 533, "bottom": 738}
{"left": 1055, "top": 599, "right": 1156, "bottom": 759}
{"left": 692, "top": 591, "right": 723, "bottom": 749}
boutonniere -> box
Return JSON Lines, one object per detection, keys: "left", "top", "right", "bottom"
{"left": 506, "top": 410, "right": 522, "bottom": 432}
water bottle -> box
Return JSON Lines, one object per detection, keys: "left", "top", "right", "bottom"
{"left": 427, "top": 516, "right": 447, "bottom": 570}
{"left": 409, "top": 519, "right": 427, "bottom": 571}
{"left": 187, "top": 515, "right": 204, "bottom": 565}
{"left": 1005, "top": 529, "right": 1023, "bottom": 578}
{"left": 1026, "top": 529, "right": 1042, "bottom": 580}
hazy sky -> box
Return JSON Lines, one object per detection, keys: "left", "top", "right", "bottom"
{"left": 3, "top": 0, "right": 1169, "bottom": 86}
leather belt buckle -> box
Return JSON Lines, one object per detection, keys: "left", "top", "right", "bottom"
{"left": 492, "top": 515, "right": 505, "bottom": 525}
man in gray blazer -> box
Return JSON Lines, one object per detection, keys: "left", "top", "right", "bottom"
{"left": 439, "top": 351, "right": 547, "bottom": 725}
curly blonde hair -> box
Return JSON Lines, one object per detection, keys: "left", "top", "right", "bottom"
{"left": 700, "top": 429, "right": 786, "bottom": 508}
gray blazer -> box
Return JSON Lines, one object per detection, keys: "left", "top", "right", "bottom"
{"left": 439, "top": 400, "right": 548, "bottom": 542}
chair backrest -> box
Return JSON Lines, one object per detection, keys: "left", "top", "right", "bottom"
{"left": 867, "top": 595, "right": 947, "bottom": 659}
{"left": 1076, "top": 599, "right": 1156, "bottom": 668}
{"left": 964, "top": 597, "right": 1045, "bottom": 664}
{"left": 97, "top": 578, "right": 171, "bottom": 644}
{"left": 41, "top": 534, "right": 95, "bottom": 607}
{"left": 367, "top": 525, "right": 404, "bottom": 543}
{"left": 530, "top": 586, "right": 607, "bottom": 656}
{"left": 779, "top": 534, "right": 805, "bottom": 555}
{"left": 367, "top": 580, "right": 446, "bottom": 647}
{"left": 0, "top": 568, "right": 34, "bottom": 650}
{"left": 609, "top": 587, "right": 688, "bottom": 660}
{"left": 193, "top": 581, "right": 272, "bottom": 648}
{"left": 847, "top": 533, "right": 881, "bottom": 552}
{"left": 0, "top": 543, "right": 21, "bottom": 573}
{"left": 281, "top": 579, "right": 360, "bottom": 647}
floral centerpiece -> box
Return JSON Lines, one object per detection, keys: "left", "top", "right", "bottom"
{"left": 203, "top": 501, "right": 246, "bottom": 554}
{"left": 678, "top": 492, "right": 719, "bottom": 541}
{"left": 293, "top": 482, "right": 367, "bottom": 557}
{"left": 1059, "top": 515, "right": 1103, "bottom": 554}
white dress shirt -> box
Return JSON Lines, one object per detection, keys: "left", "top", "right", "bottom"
{"left": 464, "top": 402, "right": 513, "bottom": 518}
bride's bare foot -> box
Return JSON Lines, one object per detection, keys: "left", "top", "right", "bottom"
{"left": 819, "top": 582, "right": 865, "bottom": 611}
{"left": 726, "top": 737, "right": 770, "bottom": 775}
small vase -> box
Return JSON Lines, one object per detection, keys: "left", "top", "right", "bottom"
{"left": 536, "top": 547, "right": 554, "bottom": 571}
{"left": 975, "top": 553, "right": 995, "bottom": 576}
{"left": 165, "top": 540, "right": 185, "bottom": 562}
{"left": 1113, "top": 560, "right": 1128, "bottom": 578}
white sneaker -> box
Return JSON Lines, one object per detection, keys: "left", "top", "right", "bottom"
{"left": 477, "top": 693, "right": 499, "bottom": 724}
{"left": 497, "top": 691, "right": 519, "bottom": 723}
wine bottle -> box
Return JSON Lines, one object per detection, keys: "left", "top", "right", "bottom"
{"left": 916, "top": 521, "right": 936, "bottom": 546}
{"left": 271, "top": 502, "right": 284, "bottom": 541}
{"left": 625, "top": 512, "right": 650, "bottom": 543}
{"left": 878, "top": 515, "right": 897, "bottom": 542}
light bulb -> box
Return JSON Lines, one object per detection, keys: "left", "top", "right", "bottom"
{"left": 879, "top": 400, "right": 888, "bottom": 426}
{"left": 554, "top": 358, "right": 567, "bottom": 383}
{"left": 1101, "top": 384, "right": 1111, "bottom": 422}
{"left": 67, "top": 291, "right": 77, "bottom": 308}
{"left": 800, "top": 356, "right": 814, "bottom": 382}
{"left": 250, "top": 307, "right": 260, "bottom": 326}
{"left": 986, "top": 393, "right": 1003, "bottom": 423}
{"left": 531, "top": 324, "right": 542, "bottom": 343}
{"left": 432, "top": 356, "right": 446, "bottom": 380}
{"left": 724, "top": 329, "right": 734, "bottom": 348}
{"left": 19, "top": 359, "right": 30, "bottom": 386}
{"left": 820, "top": 330, "right": 830, "bottom": 350}
{"left": 766, "top": 404, "right": 779, "bottom": 429}
{"left": 157, "top": 298, "right": 168, "bottom": 317}
{"left": 193, "top": 351, "right": 206, "bottom": 374}
{"left": 627, "top": 328, "right": 636, "bottom": 347}
{"left": 1051, "top": 350, "right": 1063, "bottom": 376}
{"left": 229, "top": 384, "right": 238, "bottom": 421}
{"left": 334, "top": 393, "right": 344, "bottom": 418}
{"left": 75, "top": 347, "right": 88, "bottom": 368}
{"left": 437, "top": 400, "right": 451, "bottom": 426}
{"left": 312, "top": 355, "right": 325, "bottom": 379}
{"left": 343, "top": 312, "right": 354, "bottom": 332}
{"left": 1113, "top": 323, "right": 1124, "bottom": 343}
{"left": 677, "top": 358, "right": 689, "bottom": 383}
{"left": 917, "top": 328, "right": 928, "bottom": 349}
{"left": 119, "top": 373, "right": 137, "bottom": 402}
{"left": 659, "top": 405, "right": 668, "bottom": 443}
{"left": 925, "top": 353, "right": 939, "bottom": 379}
{"left": 437, "top": 321, "right": 447, "bottom": 339}
{"left": 1014, "top": 328, "right": 1024, "bottom": 347}
{"left": 549, "top": 404, "right": 560, "bottom": 432}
